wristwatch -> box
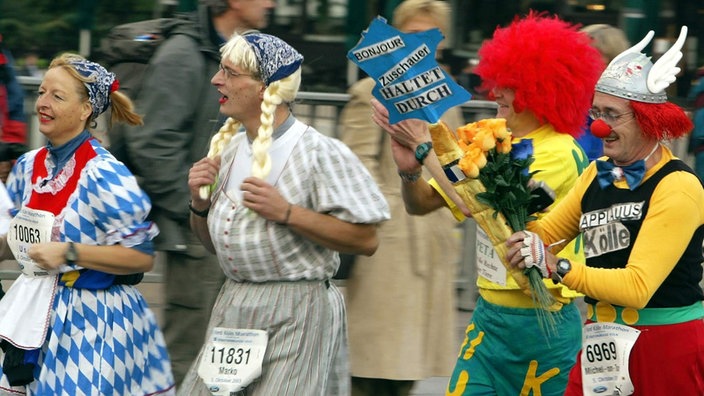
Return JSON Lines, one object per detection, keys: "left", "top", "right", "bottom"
{"left": 398, "top": 169, "right": 422, "bottom": 183}
{"left": 414, "top": 141, "right": 433, "bottom": 165}
{"left": 551, "top": 258, "right": 571, "bottom": 284}
{"left": 65, "top": 242, "right": 78, "bottom": 264}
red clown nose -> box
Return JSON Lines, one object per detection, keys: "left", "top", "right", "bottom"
{"left": 590, "top": 119, "right": 612, "bottom": 138}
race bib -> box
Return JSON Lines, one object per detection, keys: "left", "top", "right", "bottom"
{"left": 198, "top": 328, "right": 268, "bottom": 395}
{"left": 581, "top": 322, "right": 640, "bottom": 396}
{"left": 7, "top": 207, "right": 55, "bottom": 277}
{"left": 475, "top": 228, "right": 506, "bottom": 285}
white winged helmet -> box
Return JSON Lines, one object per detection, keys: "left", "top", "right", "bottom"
{"left": 595, "top": 26, "right": 688, "bottom": 104}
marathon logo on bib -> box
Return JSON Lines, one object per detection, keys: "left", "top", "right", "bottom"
{"left": 347, "top": 16, "right": 471, "bottom": 124}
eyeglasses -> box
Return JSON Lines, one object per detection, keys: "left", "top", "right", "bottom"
{"left": 218, "top": 64, "right": 253, "bottom": 79}
{"left": 588, "top": 108, "right": 633, "bottom": 124}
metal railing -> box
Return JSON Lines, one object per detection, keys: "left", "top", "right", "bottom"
{"left": 11, "top": 77, "right": 694, "bottom": 299}
{"left": 8, "top": 77, "right": 495, "bottom": 287}
{"left": 18, "top": 76, "right": 498, "bottom": 147}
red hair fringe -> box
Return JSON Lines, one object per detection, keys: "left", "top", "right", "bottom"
{"left": 475, "top": 11, "right": 604, "bottom": 137}
{"left": 631, "top": 101, "right": 693, "bottom": 140}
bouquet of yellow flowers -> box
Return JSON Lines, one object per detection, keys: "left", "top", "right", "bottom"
{"left": 429, "top": 119, "right": 558, "bottom": 318}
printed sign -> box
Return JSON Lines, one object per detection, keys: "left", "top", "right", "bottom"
{"left": 347, "top": 16, "right": 471, "bottom": 124}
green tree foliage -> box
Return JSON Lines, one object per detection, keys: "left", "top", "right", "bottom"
{"left": 0, "top": 0, "right": 154, "bottom": 60}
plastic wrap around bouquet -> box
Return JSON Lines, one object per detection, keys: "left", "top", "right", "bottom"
{"left": 429, "top": 119, "right": 558, "bottom": 314}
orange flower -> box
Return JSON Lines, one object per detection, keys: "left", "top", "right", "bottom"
{"left": 489, "top": 119, "right": 511, "bottom": 140}
{"left": 458, "top": 140, "right": 472, "bottom": 152}
{"left": 458, "top": 143, "right": 487, "bottom": 177}
{"left": 456, "top": 123, "right": 478, "bottom": 145}
{"left": 451, "top": 118, "right": 512, "bottom": 177}
{"left": 474, "top": 128, "right": 496, "bottom": 151}
{"left": 496, "top": 137, "right": 512, "bottom": 154}
{"left": 432, "top": 118, "right": 513, "bottom": 179}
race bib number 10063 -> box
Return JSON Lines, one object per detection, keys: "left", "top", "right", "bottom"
{"left": 7, "top": 207, "right": 54, "bottom": 277}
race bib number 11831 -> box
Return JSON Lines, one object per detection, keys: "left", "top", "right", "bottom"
{"left": 198, "top": 327, "right": 268, "bottom": 395}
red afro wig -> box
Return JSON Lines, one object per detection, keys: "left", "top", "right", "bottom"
{"left": 631, "top": 101, "right": 693, "bottom": 140}
{"left": 475, "top": 11, "right": 605, "bottom": 137}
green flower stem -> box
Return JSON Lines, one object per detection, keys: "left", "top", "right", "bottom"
{"left": 476, "top": 148, "right": 558, "bottom": 324}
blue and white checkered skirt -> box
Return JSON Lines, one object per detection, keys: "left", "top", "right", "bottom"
{"left": 0, "top": 284, "right": 174, "bottom": 395}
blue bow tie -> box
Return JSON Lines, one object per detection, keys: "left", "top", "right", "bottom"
{"left": 595, "top": 159, "right": 646, "bottom": 190}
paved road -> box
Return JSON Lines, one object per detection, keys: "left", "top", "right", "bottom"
{"left": 409, "top": 309, "right": 472, "bottom": 396}
{"left": 132, "top": 275, "right": 472, "bottom": 396}
{"left": 0, "top": 258, "right": 471, "bottom": 396}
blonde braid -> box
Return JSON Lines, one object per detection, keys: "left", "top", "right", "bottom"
{"left": 250, "top": 83, "right": 281, "bottom": 179}
{"left": 199, "top": 117, "right": 241, "bottom": 199}
{"left": 250, "top": 68, "right": 301, "bottom": 179}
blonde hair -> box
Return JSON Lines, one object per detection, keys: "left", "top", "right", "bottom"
{"left": 251, "top": 68, "right": 301, "bottom": 178}
{"left": 392, "top": 0, "right": 450, "bottom": 36}
{"left": 580, "top": 24, "right": 630, "bottom": 64}
{"left": 48, "top": 53, "right": 143, "bottom": 129}
{"left": 199, "top": 35, "right": 302, "bottom": 198}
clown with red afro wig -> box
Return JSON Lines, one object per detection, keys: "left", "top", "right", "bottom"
{"left": 475, "top": 12, "right": 604, "bottom": 137}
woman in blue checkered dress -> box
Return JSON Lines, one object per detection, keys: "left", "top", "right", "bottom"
{"left": 0, "top": 53, "right": 174, "bottom": 395}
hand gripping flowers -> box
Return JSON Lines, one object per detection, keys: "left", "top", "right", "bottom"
{"left": 429, "top": 119, "right": 559, "bottom": 318}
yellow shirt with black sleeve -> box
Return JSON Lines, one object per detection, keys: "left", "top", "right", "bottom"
{"left": 430, "top": 124, "right": 588, "bottom": 308}
{"left": 530, "top": 146, "right": 704, "bottom": 322}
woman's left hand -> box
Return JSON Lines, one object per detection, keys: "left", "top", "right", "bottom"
{"left": 241, "top": 177, "right": 291, "bottom": 224}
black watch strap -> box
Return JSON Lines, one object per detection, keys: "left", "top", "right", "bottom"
{"left": 189, "top": 200, "right": 210, "bottom": 218}
{"left": 65, "top": 242, "right": 78, "bottom": 264}
{"left": 551, "top": 258, "right": 572, "bottom": 284}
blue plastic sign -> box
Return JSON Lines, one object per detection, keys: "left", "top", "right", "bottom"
{"left": 347, "top": 16, "right": 471, "bottom": 124}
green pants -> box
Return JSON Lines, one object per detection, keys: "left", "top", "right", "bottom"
{"left": 447, "top": 297, "right": 581, "bottom": 396}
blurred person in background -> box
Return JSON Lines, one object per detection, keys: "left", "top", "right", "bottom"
{"left": 339, "top": 1, "right": 463, "bottom": 395}
{"left": 688, "top": 66, "right": 704, "bottom": 180}
{"left": 458, "top": 58, "right": 486, "bottom": 100}
{"left": 109, "top": 0, "right": 275, "bottom": 385}
{"left": 577, "top": 24, "right": 630, "bottom": 162}
{"left": 18, "top": 49, "right": 43, "bottom": 78}
{"left": 0, "top": 34, "right": 28, "bottom": 183}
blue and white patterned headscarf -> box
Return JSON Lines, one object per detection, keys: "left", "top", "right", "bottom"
{"left": 243, "top": 33, "right": 304, "bottom": 86}
{"left": 68, "top": 58, "right": 117, "bottom": 119}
